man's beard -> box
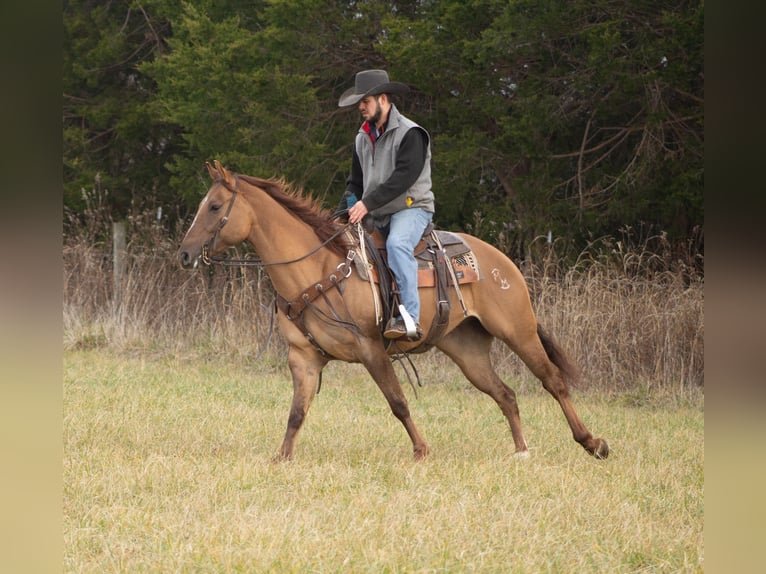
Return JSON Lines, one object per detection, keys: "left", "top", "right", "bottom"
{"left": 367, "top": 100, "right": 382, "bottom": 125}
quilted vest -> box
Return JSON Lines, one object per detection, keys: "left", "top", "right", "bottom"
{"left": 354, "top": 105, "right": 435, "bottom": 218}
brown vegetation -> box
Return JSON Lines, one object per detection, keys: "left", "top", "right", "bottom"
{"left": 63, "top": 200, "right": 703, "bottom": 391}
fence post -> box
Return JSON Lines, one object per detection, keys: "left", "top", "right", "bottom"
{"left": 113, "top": 221, "right": 127, "bottom": 307}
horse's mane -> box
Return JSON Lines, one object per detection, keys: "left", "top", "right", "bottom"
{"left": 234, "top": 174, "right": 350, "bottom": 257}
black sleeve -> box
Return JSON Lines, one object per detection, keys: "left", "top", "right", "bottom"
{"left": 361, "top": 127, "right": 428, "bottom": 212}
{"left": 345, "top": 148, "right": 364, "bottom": 200}
{"left": 337, "top": 148, "right": 364, "bottom": 212}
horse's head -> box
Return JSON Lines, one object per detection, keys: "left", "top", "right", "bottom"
{"left": 178, "top": 160, "right": 252, "bottom": 268}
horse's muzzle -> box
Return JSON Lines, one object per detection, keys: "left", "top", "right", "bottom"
{"left": 178, "top": 249, "right": 201, "bottom": 269}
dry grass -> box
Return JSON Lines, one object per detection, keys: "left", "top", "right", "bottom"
{"left": 64, "top": 350, "right": 703, "bottom": 573}
{"left": 63, "top": 209, "right": 703, "bottom": 391}
{"left": 62, "top": 207, "right": 704, "bottom": 570}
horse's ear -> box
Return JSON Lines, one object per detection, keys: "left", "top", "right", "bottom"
{"left": 206, "top": 161, "right": 218, "bottom": 180}
{"left": 215, "top": 160, "right": 236, "bottom": 187}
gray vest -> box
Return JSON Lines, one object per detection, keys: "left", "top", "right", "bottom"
{"left": 354, "top": 105, "right": 435, "bottom": 219}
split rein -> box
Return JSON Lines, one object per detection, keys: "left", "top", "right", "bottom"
{"left": 198, "top": 179, "right": 360, "bottom": 362}
{"left": 201, "top": 178, "right": 353, "bottom": 268}
{"left": 198, "top": 186, "right": 423, "bottom": 394}
{"left": 201, "top": 227, "right": 351, "bottom": 268}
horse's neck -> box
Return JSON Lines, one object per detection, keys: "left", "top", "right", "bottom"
{"left": 243, "top": 188, "right": 337, "bottom": 297}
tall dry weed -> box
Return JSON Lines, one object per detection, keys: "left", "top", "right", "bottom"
{"left": 63, "top": 203, "right": 703, "bottom": 389}
{"left": 516, "top": 226, "right": 703, "bottom": 390}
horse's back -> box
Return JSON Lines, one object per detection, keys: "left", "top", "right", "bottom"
{"left": 456, "top": 232, "right": 527, "bottom": 285}
{"left": 407, "top": 232, "right": 534, "bottom": 342}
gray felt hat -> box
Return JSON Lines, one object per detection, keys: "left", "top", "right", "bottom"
{"left": 338, "top": 69, "right": 410, "bottom": 108}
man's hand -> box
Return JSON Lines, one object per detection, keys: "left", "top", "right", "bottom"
{"left": 348, "top": 200, "right": 369, "bottom": 224}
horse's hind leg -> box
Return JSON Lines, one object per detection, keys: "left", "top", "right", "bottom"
{"left": 275, "top": 343, "right": 328, "bottom": 461}
{"left": 507, "top": 324, "right": 609, "bottom": 459}
{"left": 436, "top": 320, "right": 530, "bottom": 457}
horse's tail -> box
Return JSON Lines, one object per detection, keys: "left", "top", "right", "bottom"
{"left": 537, "top": 324, "right": 580, "bottom": 388}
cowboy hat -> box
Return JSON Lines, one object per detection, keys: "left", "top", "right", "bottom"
{"left": 338, "top": 69, "right": 410, "bottom": 108}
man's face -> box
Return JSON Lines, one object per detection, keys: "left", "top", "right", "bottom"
{"left": 358, "top": 95, "right": 382, "bottom": 124}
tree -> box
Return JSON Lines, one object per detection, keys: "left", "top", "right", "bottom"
{"left": 63, "top": 0, "right": 178, "bottom": 219}
{"left": 64, "top": 0, "right": 703, "bottom": 260}
{"left": 140, "top": 0, "right": 414, "bottom": 207}
{"left": 382, "top": 0, "right": 703, "bottom": 253}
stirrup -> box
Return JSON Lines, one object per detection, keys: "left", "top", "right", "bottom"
{"left": 398, "top": 305, "right": 418, "bottom": 338}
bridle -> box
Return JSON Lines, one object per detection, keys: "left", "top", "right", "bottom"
{"left": 192, "top": 176, "right": 422, "bottom": 382}
{"left": 196, "top": 174, "right": 363, "bottom": 359}
{"left": 202, "top": 177, "right": 240, "bottom": 262}
{"left": 200, "top": 176, "right": 353, "bottom": 269}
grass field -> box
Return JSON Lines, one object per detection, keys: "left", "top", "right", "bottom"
{"left": 64, "top": 349, "right": 703, "bottom": 573}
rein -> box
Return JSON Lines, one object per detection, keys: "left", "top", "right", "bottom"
{"left": 196, "top": 184, "right": 424, "bottom": 392}
{"left": 199, "top": 176, "right": 362, "bottom": 359}
{"left": 201, "top": 176, "right": 352, "bottom": 268}
{"left": 201, "top": 224, "right": 351, "bottom": 268}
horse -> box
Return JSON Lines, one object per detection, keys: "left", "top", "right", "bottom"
{"left": 179, "top": 161, "right": 609, "bottom": 461}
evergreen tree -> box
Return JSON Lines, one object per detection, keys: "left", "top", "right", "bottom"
{"left": 63, "top": 0, "right": 703, "bottom": 258}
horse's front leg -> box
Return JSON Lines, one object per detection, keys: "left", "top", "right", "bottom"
{"left": 359, "top": 342, "right": 430, "bottom": 460}
{"left": 275, "top": 343, "right": 327, "bottom": 461}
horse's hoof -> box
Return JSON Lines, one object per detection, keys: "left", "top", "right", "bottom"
{"left": 413, "top": 445, "right": 430, "bottom": 461}
{"left": 513, "top": 449, "right": 531, "bottom": 460}
{"left": 592, "top": 438, "right": 610, "bottom": 460}
{"left": 271, "top": 452, "right": 293, "bottom": 464}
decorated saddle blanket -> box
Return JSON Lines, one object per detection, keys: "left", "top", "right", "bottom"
{"left": 353, "top": 229, "right": 482, "bottom": 287}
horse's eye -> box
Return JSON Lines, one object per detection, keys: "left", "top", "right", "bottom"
{"left": 210, "top": 204, "right": 221, "bottom": 212}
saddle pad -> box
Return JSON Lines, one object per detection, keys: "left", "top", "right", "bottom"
{"left": 415, "top": 230, "right": 468, "bottom": 260}
{"left": 366, "top": 260, "right": 480, "bottom": 287}
{"left": 357, "top": 230, "right": 482, "bottom": 287}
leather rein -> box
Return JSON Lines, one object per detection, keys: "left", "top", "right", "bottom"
{"left": 199, "top": 176, "right": 360, "bottom": 358}
{"left": 201, "top": 176, "right": 353, "bottom": 268}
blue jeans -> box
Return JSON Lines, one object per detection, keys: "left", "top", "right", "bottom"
{"left": 380, "top": 208, "right": 433, "bottom": 323}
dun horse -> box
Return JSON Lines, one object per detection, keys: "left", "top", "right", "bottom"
{"left": 179, "top": 161, "right": 609, "bottom": 461}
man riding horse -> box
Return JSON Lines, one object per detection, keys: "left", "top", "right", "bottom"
{"left": 339, "top": 69, "right": 434, "bottom": 342}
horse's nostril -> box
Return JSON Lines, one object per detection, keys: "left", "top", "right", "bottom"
{"left": 179, "top": 251, "right": 190, "bottom": 267}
